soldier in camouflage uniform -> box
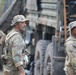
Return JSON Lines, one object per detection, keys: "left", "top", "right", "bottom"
{"left": 64, "top": 21, "right": 76, "bottom": 75}
{"left": 3, "top": 15, "right": 29, "bottom": 75}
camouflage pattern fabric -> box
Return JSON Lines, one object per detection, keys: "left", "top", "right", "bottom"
{"left": 3, "top": 28, "right": 26, "bottom": 75}
{"left": 11, "top": 15, "right": 28, "bottom": 26}
{"left": 3, "top": 70, "right": 18, "bottom": 75}
{"left": 64, "top": 36, "right": 76, "bottom": 75}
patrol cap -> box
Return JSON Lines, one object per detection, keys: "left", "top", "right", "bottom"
{"left": 69, "top": 21, "right": 76, "bottom": 30}
{"left": 11, "top": 15, "right": 29, "bottom": 26}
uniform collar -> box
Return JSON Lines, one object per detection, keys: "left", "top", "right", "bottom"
{"left": 65, "top": 36, "right": 76, "bottom": 43}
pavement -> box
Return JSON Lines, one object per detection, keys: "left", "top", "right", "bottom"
{"left": 0, "top": 71, "right": 3, "bottom": 75}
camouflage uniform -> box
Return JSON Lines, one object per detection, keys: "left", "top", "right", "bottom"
{"left": 64, "top": 21, "right": 76, "bottom": 75}
{"left": 3, "top": 15, "right": 28, "bottom": 75}
{"left": 3, "top": 28, "right": 26, "bottom": 75}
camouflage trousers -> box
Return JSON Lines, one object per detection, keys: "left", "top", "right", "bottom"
{"left": 3, "top": 70, "right": 18, "bottom": 75}
{"left": 64, "top": 66, "right": 76, "bottom": 75}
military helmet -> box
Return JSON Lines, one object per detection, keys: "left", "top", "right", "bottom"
{"left": 11, "top": 15, "right": 29, "bottom": 26}
{"left": 69, "top": 21, "right": 76, "bottom": 30}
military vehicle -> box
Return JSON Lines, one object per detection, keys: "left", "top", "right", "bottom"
{"left": 0, "top": 0, "right": 76, "bottom": 75}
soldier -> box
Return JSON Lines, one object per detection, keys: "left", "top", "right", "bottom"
{"left": 3, "top": 15, "right": 28, "bottom": 75}
{"left": 64, "top": 21, "right": 76, "bottom": 75}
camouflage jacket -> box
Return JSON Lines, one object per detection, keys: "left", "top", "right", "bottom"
{"left": 3, "top": 28, "right": 26, "bottom": 71}
{"left": 64, "top": 36, "right": 76, "bottom": 71}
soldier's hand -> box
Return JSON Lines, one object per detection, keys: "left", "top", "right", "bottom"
{"left": 18, "top": 65, "right": 25, "bottom": 75}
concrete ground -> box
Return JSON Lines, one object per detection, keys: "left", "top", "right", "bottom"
{"left": 0, "top": 71, "right": 3, "bottom": 75}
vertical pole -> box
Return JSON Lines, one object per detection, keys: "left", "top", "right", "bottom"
{"left": 63, "top": 0, "right": 67, "bottom": 40}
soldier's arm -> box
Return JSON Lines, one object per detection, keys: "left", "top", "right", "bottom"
{"left": 66, "top": 44, "right": 75, "bottom": 58}
{"left": 66, "top": 43, "right": 76, "bottom": 67}
{"left": 12, "top": 35, "right": 25, "bottom": 75}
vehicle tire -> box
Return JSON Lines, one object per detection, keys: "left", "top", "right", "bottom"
{"left": 44, "top": 43, "right": 53, "bottom": 75}
{"left": 34, "top": 40, "right": 50, "bottom": 75}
